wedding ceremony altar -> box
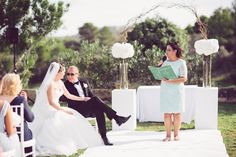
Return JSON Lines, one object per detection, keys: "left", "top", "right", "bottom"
{"left": 77, "top": 85, "right": 231, "bottom": 157}
{"left": 136, "top": 85, "right": 218, "bottom": 129}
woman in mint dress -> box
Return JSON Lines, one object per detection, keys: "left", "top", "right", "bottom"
{"left": 160, "top": 42, "right": 187, "bottom": 141}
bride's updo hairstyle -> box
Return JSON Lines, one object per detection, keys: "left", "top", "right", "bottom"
{"left": 58, "top": 64, "right": 65, "bottom": 73}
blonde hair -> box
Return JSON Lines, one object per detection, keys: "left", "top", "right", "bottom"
{"left": 68, "top": 66, "right": 79, "bottom": 73}
{"left": 0, "top": 73, "right": 22, "bottom": 96}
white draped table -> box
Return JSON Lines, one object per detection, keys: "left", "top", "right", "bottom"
{"left": 112, "top": 89, "right": 136, "bottom": 131}
{"left": 137, "top": 85, "right": 197, "bottom": 123}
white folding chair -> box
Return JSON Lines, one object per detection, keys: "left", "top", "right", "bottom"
{"left": 12, "top": 104, "right": 36, "bottom": 157}
{"left": 1, "top": 150, "right": 15, "bottom": 157}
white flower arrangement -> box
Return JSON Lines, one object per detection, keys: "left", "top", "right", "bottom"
{"left": 83, "top": 83, "right": 88, "bottom": 88}
{"left": 194, "top": 39, "right": 219, "bottom": 56}
{"left": 194, "top": 38, "right": 220, "bottom": 87}
{"left": 111, "top": 42, "right": 134, "bottom": 89}
{"left": 111, "top": 43, "right": 135, "bottom": 59}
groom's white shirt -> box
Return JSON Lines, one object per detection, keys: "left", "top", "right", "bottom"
{"left": 74, "top": 81, "right": 85, "bottom": 97}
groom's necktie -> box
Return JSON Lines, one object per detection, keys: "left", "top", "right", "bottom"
{"left": 73, "top": 81, "right": 79, "bottom": 85}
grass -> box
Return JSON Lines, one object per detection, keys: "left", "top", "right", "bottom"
{"left": 45, "top": 102, "right": 236, "bottom": 157}
{"left": 218, "top": 103, "right": 236, "bottom": 157}
{"left": 136, "top": 120, "right": 195, "bottom": 131}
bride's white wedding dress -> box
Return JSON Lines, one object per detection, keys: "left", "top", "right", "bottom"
{"left": 30, "top": 62, "right": 103, "bottom": 156}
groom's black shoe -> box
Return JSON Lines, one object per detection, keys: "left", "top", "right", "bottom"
{"left": 115, "top": 115, "right": 131, "bottom": 126}
{"left": 102, "top": 137, "right": 113, "bottom": 146}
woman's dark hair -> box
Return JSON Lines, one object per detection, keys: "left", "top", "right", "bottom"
{"left": 167, "top": 42, "right": 183, "bottom": 58}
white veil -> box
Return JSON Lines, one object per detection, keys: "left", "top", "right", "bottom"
{"left": 30, "top": 62, "right": 60, "bottom": 137}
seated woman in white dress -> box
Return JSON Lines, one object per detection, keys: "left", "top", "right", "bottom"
{"left": 30, "top": 62, "right": 103, "bottom": 156}
{"left": 0, "top": 99, "right": 21, "bottom": 157}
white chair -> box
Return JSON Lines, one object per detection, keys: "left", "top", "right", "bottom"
{"left": 86, "top": 117, "right": 98, "bottom": 132}
{"left": 12, "top": 104, "right": 36, "bottom": 157}
{"left": 1, "top": 149, "right": 15, "bottom": 157}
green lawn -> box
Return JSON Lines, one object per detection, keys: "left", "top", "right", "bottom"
{"left": 49, "top": 102, "right": 236, "bottom": 157}
{"left": 218, "top": 103, "right": 236, "bottom": 157}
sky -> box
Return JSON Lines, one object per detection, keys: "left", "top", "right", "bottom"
{"left": 49, "top": 0, "right": 234, "bottom": 37}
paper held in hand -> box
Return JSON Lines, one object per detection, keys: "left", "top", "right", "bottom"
{"left": 148, "top": 65, "right": 177, "bottom": 80}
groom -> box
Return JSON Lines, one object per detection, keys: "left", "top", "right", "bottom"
{"left": 59, "top": 66, "right": 131, "bottom": 145}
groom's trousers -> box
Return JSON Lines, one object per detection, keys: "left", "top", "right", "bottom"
{"left": 69, "top": 96, "right": 117, "bottom": 138}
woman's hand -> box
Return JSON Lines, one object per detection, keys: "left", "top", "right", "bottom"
{"left": 63, "top": 109, "right": 73, "bottom": 115}
{"left": 157, "top": 61, "right": 164, "bottom": 67}
{"left": 162, "top": 78, "right": 175, "bottom": 84}
{"left": 19, "top": 91, "right": 28, "bottom": 100}
{"left": 83, "top": 97, "right": 91, "bottom": 101}
{"left": 162, "top": 78, "right": 169, "bottom": 82}
{"left": 58, "top": 108, "right": 73, "bottom": 115}
{"left": 162, "top": 77, "right": 187, "bottom": 84}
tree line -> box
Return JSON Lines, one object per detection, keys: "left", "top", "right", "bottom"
{"left": 0, "top": 0, "right": 235, "bottom": 88}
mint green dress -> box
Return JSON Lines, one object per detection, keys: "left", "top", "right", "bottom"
{"left": 160, "top": 59, "right": 187, "bottom": 113}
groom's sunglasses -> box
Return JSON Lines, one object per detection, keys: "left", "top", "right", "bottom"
{"left": 66, "top": 73, "right": 77, "bottom": 76}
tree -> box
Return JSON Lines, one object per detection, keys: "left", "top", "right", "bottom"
{"left": 207, "top": 6, "right": 236, "bottom": 86}
{"left": 208, "top": 8, "right": 235, "bottom": 53}
{"left": 183, "top": 2, "right": 236, "bottom": 86}
{"left": 0, "top": 0, "right": 68, "bottom": 51}
{"left": 78, "top": 23, "right": 99, "bottom": 42}
{"left": 98, "top": 26, "right": 115, "bottom": 46}
{"left": 75, "top": 40, "right": 117, "bottom": 88}
{"left": 29, "top": 38, "right": 81, "bottom": 85}
{"left": 127, "top": 18, "right": 188, "bottom": 53}
{"left": 185, "top": 16, "right": 209, "bottom": 34}
{"left": 0, "top": 0, "right": 68, "bottom": 85}
{"left": 64, "top": 40, "right": 81, "bottom": 51}
{"left": 126, "top": 17, "right": 189, "bottom": 84}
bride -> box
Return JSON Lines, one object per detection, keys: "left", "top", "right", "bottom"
{"left": 30, "top": 62, "right": 103, "bottom": 156}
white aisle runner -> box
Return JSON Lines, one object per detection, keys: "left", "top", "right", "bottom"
{"left": 80, "top": 130, "right": 228, "bottom": 157}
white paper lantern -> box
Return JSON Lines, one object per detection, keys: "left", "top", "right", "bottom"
{"left": 194, "top": 39, "right": 219, "bottom": 56}
{"left": 111, "top": 43, "right": 135, "bottom": 59}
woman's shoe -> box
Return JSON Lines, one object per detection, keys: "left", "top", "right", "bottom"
{"left": 162, "top": 136, "right": 171, "bottom": 142}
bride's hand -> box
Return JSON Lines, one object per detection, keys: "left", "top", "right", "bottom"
{"left": 83, "top": 97, "right": 91, "bottom": 101}
{"left": 64, "top": 110, "right": 73, "bottom": 115}
{"left": 61, "top": 109, "right": 73, "bottom": 115}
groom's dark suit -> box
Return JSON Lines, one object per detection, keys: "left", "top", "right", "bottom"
{"left": 59, "top": 79, "right": 117, "bottom": 139}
